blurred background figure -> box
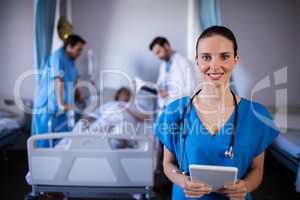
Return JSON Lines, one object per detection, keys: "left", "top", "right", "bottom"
{"left": 149, "top": 37, "right": 199, "bottom": 109}
{"left": 31, "top": 34, "right": 85, "bottom": 147}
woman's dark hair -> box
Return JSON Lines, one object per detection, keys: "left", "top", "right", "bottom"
{"left": 149, "top": 37, "right": 170, "bottom": 51}
{"left": 114, "top": 87, "right": 131, "bottom": 101}
{"left": 64, "top": 34, "right": 86, "bottom": 49}
{"left": 196, "top": 26, "right": 238, "bottom": 57}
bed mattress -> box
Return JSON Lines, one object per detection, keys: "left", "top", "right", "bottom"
{"left": 0, "top": 117, "right": 21, "bottom": 139}
{"left": 272, "top": 130, "right": 300, "bottom": 159}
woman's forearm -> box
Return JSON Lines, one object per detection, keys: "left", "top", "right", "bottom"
{"left": 163, "top": 162, "right": 189, "bottom": 188}
{"left": 243, "top": 167, "right": 263, "bottom": 192}
{"left": 243, "top": 152, "right": 265, "bottom": 192}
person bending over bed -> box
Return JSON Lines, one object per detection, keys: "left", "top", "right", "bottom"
{"left": 32, "top": 35, "right": 86, "bottom": 148}
{"left": 73, "top": 87, "right": 152, "bottom": 149}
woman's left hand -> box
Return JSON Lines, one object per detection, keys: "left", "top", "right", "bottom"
{"left": 217, "top": 180, "right": 248, "bottom": 200}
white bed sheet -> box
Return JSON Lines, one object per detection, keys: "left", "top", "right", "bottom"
{"left": 273, "top": 130, "right": 300, "bottom": 159}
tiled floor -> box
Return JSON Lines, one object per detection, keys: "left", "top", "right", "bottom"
{"left": 1, "top": 150, "right": 300, "bottom": 200}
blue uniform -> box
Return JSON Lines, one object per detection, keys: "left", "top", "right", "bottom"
{"left": 154, "top": 96, "right": 279, "bottom": 200}
{"left": 32, "top": 47, "right": 78, "bottom": 147}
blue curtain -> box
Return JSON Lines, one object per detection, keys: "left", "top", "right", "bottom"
{"left": 32, "top": 0, "right": 56, "bottom": 135}
{"left": 199, "top": 0, "right": 221, "bottom": 29}
{"left": 34, "top": 0, "right": 56, "bottom": 81}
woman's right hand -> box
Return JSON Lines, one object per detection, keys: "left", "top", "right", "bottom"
{"left": 162, "top": 148, "right": 212, "bottom": 198}
{"left": 182, "top": 177, "right": 212, "bottom": 198}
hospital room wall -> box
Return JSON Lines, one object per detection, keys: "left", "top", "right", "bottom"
{"left": 72, "top": 0, "right": 300, "bottom": 106}
{"left": 220, "top": 0, "right": 300, "bottom": 106}
{"left": 71, "top": 0, "right": 188, "bottom": 90}
{"left": 297, "top": 0, "right": 300, "bottom": 99}
{"left": 0, "top": 0, "right": 299, "bottom": 107}
{"left": 0, "top": 0, "right": 35, "bottom": 99}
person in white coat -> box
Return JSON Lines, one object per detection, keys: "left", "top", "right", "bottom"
{"left": 149, "top": 37, "right": 199, "bottom": 109}
{"left": 149, "top": 37, "right": 200, "bottom": 195}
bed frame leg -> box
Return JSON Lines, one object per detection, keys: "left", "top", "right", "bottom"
{"left": 63, "top": 192, "right": 69, "bottom": 200}
{"left": 146, "top": 187, "right": 152, "bottom": 200}
{"left": 24, "top": 192, "right": 40, "bottom": 200}
{"left": 32, "top": 186, "right": 39, "bottom": 197}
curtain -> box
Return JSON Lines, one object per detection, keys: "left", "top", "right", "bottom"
{"left": 34, "top": 0, "right": 56, "bottom": 81}
{"left": 32, "top": 0, "right": 56, "bottom": 135}
{"left": 51, "top": 0, "right": 63, "bottom": 53}
{"left": 199, "top": 0, "right": 221, "bottom": 29}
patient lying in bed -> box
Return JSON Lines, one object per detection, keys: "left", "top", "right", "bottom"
{"left": 70, "top": 87, "right": 153, "bottom": 149}
{"left": 26, "top": 87, "right": 156, "bottom": 189}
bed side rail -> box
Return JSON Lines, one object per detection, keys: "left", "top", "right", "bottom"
{"left": 27, "top": 132, "right": 154, "bottom": 187}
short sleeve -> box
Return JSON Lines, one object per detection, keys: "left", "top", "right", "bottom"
{"left": 50, "top": 52, "right": 65, "bottom": 79}
{"left": 153, "top": 98, "right": 188, "bottom": 156}
{"left": 253, "top": 105, "right": 279, "bottom": 157}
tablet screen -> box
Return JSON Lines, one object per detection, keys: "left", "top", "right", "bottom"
{"left": 189, "top": 164, "right": 238, "bottom": 191}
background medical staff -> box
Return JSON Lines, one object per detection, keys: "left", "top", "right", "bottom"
{"left": 149, "top": 37, "right": 199, "bottom": 109}
{"left": 32, "top": 34, "right": 86, "bottom": 147}
{"left": 154, "top": 26, "right": 279, "bottom": 200}
{"left": 149, "top": 37, "right": 200, "bottom": 195}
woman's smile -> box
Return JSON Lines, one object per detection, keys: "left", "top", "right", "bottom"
{"left": 206, "top": 72, "right": 225, "bottom": 81}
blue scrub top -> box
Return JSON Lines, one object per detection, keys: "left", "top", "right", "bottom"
{"left": 32, "top": 47, "right": 78, "bottom": 145}
{"left": 154, "top": 96, "right": 279, "bottom": 200}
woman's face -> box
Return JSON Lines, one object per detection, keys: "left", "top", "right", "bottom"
{"left": 196, "top": 35, "right": 238, "bottom": 88}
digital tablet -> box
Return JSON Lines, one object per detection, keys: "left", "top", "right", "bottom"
{"left": 189, "top": 164, "right": 238, "bottom": 191}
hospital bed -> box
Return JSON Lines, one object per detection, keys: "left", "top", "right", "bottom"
{"left": 0, "top": 96, "right": 31, "bottom": 149}
{"left": 26, "top": 84, "right": 158, "bottom": 200}
{"left": 268, "top": 106, "right": 300, "bottom": 192}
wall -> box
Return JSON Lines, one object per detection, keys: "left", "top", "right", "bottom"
{"left": 220, "top": 0, "right": 300, "bottom": 106}
{"left": 297, "top": 0, "right": 300, "bottom": 93}
{"left": 71, "top": 0, "right": 188, "bottom": 89}
{"left": 0, "top": 0, "right": 35, "bottom": 99}
{"left": 0, "top": 0, "right": 299, "bottom": 107}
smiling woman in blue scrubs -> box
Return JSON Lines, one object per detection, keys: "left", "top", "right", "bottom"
{"left": 154, "top": 26, "right": 279, "bottom": 200}
{"left": 32, "top": 35, "right": 85, "bottom": 147}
